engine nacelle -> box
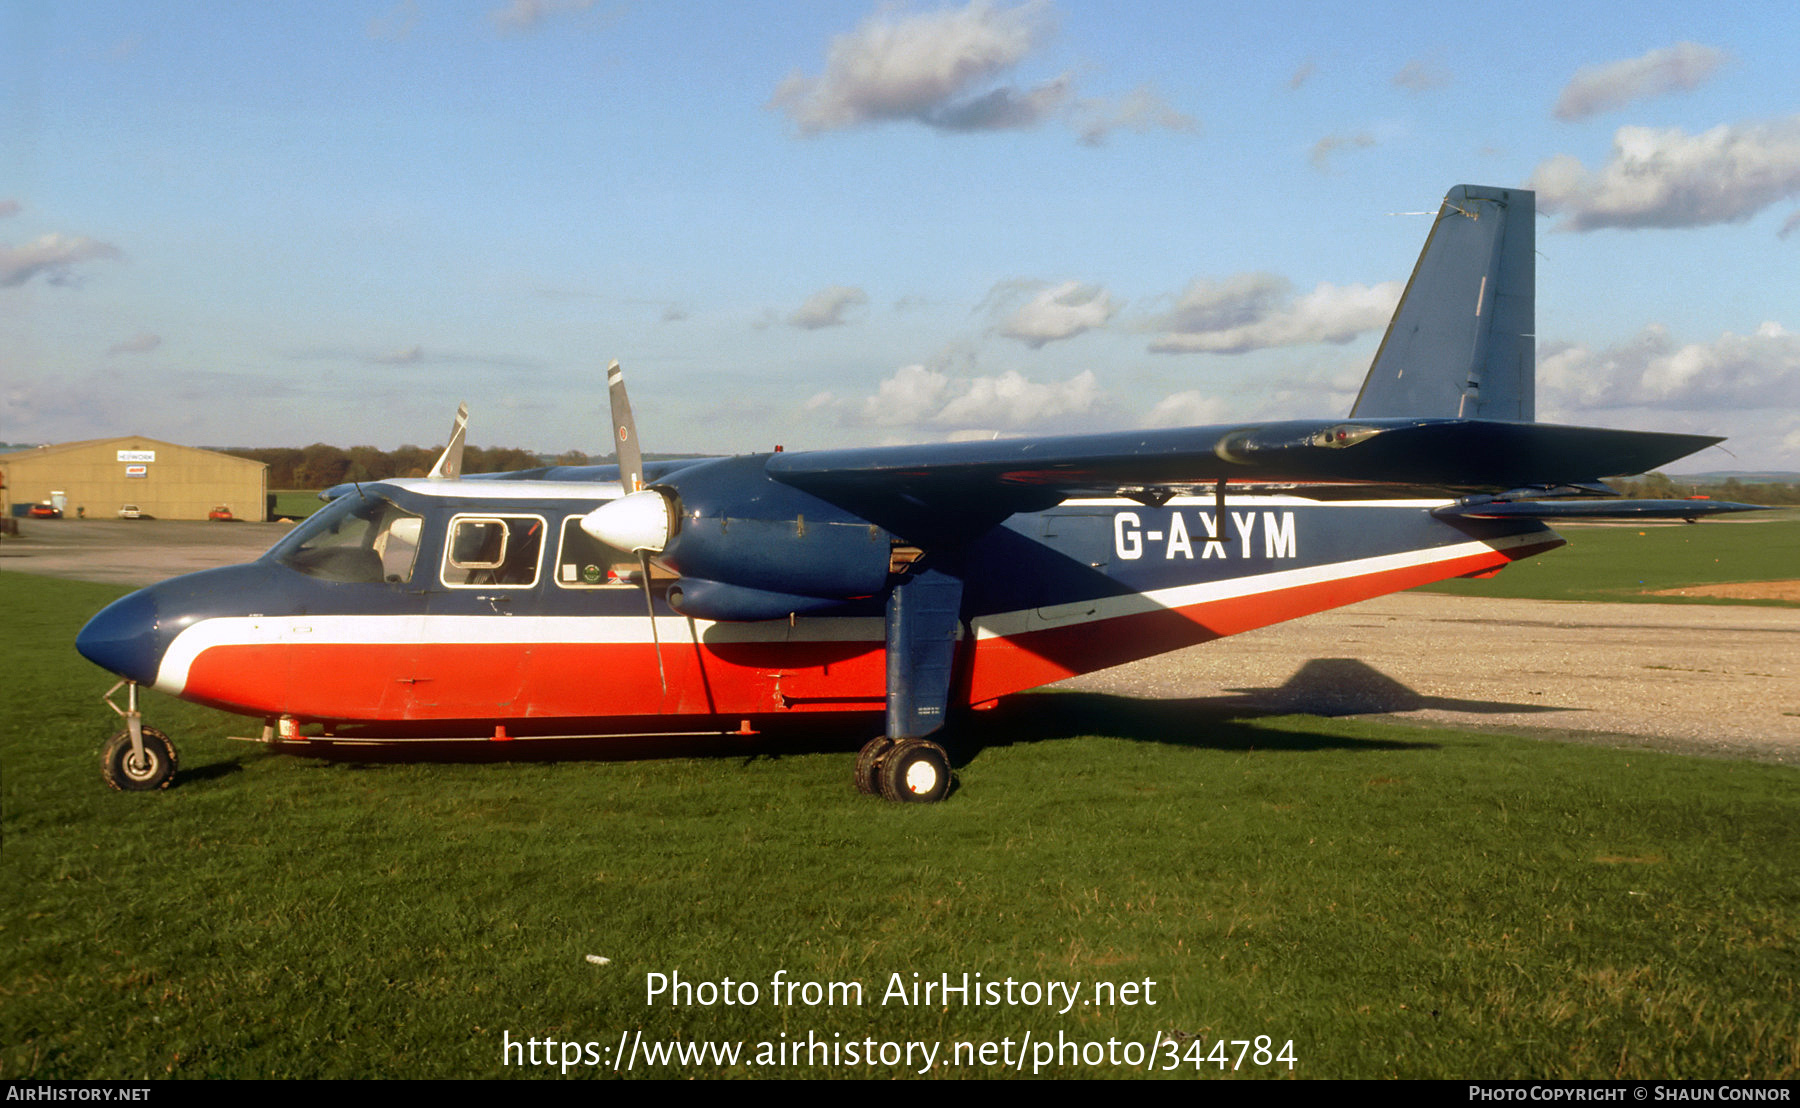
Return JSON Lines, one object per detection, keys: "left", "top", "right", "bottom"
{"left": 582, "top": 454, "right": 894, "bottom": 605}
{"left": 665, "top": 579, "right": 856, "bottom": 622}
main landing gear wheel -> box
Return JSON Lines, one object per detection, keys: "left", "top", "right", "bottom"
{"left": 854, "top": 736, "right": 894, "bottom": 796}
{"left": 877, "top": 738, "right": 953, "bottom": 804}
{"left": 101, "top": 726, "right": 178, "bottom": 792}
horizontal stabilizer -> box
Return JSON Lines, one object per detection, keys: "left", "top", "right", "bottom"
{"left": 1434, "top": 498, "right": 1768, "bottom": 521}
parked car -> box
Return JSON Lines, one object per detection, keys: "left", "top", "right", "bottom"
{"left": 208, "top": 505, "right": 235, "bottom": 521}
{"left": 28, "top": 502, "right": 61, "bottom": 518}
{"left": 118, "top": 504, "right": 142, "bottom": 519}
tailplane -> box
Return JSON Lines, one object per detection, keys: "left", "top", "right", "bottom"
{"left": 1351, "top": 185, "right": 1535, "bottom": 421}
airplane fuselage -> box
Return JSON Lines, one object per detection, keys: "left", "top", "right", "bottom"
{"left": 76, "top": 476, "right": 1560, "bottom": 739}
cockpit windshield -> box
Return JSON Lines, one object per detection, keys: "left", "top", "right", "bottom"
{"left": 271, "top": 490, "right": 424, "bottom": 584}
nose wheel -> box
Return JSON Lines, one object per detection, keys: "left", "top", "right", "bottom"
{"left": 102, "top": 726, "right": 178, "bottom": 791}
{"left": 101, "top": 680, "right": 179, "bottom": 791}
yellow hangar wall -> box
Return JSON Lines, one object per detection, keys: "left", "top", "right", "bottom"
{"left": 0, "top": 436, "right": 268, "bottom": 522}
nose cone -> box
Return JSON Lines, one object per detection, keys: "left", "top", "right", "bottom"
{"left": 581, "top": 489, "right": 672, "bottom": 554}
{"left": 76, "top": 587, "right": 164, "bottom": 685}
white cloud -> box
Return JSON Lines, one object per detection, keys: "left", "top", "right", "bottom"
{"left": 0, "top": 233, "right": 122, "bottom": 288}
{"left": 1144, "top": 390, "right": 1229, "bottom": 428}
{"left": 1147, "top": 274, "right": 1401, "bottom": 354}
{"left": 1072, "top": 85, "right": 1197, "bottom": 145}
{"left": 107, "top": 332, "right": 162, "bottom": 355}
{"left": 368, "top": 1, "right": 419, "bottom": 41}
{"left": 1530, "top": 116, "right": 1800, "bottom": 231}
{"left": 1309, "top": 131, "right": 1375, "bottom": 173}
{"left": 1392, "top": 57, "right": 1450, "bottom": 93}
{"left": 768, "top": 1, "right": 1192, "bottom": 144}
{"left": 489, "top": 0, "right": 597, "bottom": 35}
{"left": 1553, "top": 42, "right": 1728, "bottom": 122}
{"left": 769, "top": 0, "right": 1057, "bottom": 134}
{"left": 1538, "top": 322, "right": 1800, "bottom": 412}
{"left": 788, "top": 285, "right": 869, "bottom": 330}
{"left": 810, "top": 363, "right": 1104, "bottom": 432}
{"left": 372, "top": 345, "right": 425, "bottom": 365}
{"left": 997, "top": 280, "right": 1118, "bottom": 348}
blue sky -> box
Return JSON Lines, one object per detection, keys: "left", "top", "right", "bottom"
{"left": 4, "top": 1, "right": 1798, "bottom": 470}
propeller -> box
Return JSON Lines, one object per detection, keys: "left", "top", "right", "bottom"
{"left": 607, "top": 360, "right": 643, "bottom": 494}
{"left": 593, "top": 363, "right": 667, "bottom": 695}
{"left": 428, "top": 402, "right": 469, "bottom": 479}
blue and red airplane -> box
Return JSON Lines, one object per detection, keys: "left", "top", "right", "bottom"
{"left": 76, "top": 185, "right": 1760, "bottom": 801}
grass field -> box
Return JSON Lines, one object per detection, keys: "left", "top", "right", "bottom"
{"left": 2, "top": 571, "right": 1796, "bottom": 1080}
{"left": 269, "top": 490, "right": 323, "bottom": 520}
{"left": 1421, "top": 515, "right": 1799, "bottom": 606}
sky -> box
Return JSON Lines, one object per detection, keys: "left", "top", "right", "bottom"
{"left": 4, "top": 0, "right": 1799, "bottom": 471}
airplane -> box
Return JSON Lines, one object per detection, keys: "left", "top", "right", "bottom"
{"left": 76, "top": 184, "right": 1764, "bottom": 802}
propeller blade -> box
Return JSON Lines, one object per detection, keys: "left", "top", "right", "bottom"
{"left": 428, "top": 402, "right": 469, "bottom": 479}
{"left": 603, "top": 359, "right": 665, "bottom": 694}
{"left": 607, "top": 360, "right": 644, "bottom": 493}
{"left": 638, "top": 549, "right": 667, "bottom": 696}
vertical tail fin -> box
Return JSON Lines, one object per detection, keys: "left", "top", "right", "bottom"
{"left": 1350, "top": 185, "right": 1535, "bottom": 421}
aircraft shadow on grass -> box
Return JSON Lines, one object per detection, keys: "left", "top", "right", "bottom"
{"left": 1217, "top": 656, "right": 1565, "bottom": 720}
{"left": 965, "top": 655, "right": 1560, "bottom": 758}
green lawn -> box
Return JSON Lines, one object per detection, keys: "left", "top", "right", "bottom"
{"left": 1421, "top": 515, "right": 1799, "bottom": 605}
{"left": 269, "top": 489, "right": 323, "bottom": 519}
{"left": 3, "top": 572, "right": 1795, "bottom": 1079}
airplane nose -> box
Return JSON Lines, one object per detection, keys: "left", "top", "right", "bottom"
{"left": 76, "top": 587, "right": 164, "bottom": 685}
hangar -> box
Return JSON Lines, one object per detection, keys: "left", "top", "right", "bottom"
{"left": 0, "top": 436, "right": 268, "bottom": 522}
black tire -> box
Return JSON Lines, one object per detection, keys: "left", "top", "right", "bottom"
{"left": 877, "top": 738, "right": 952, "bottom": 803}
{"left": 854, "top": 736, "right": 894, "bottom": 795}
{"left": 101, "top": 727, "right": 178, "bottom": 792}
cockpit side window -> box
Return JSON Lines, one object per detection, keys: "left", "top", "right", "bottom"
{"left": 274, "top": 493, "right": 423, "bottom": 584}
{"left": 442, "top": 515, "right": 544, "bottom": 587}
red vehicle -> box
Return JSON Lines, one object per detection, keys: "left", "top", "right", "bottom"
{"left": 209, "top": 506, "right": 235, "bottom": 521}
{"left": 28, "top": 502, "right": 61, "bottom": 519}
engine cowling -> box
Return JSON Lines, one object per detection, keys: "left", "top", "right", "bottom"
{"left": 581, "top": 454, "right": 894, "bottom": 618}
{"left": 664, "top": 579, "right": 858, "bottom": 622}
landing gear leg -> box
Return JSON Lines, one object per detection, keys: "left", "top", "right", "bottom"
{"left": 101, "top": 680, "right": 179, "bottom": 791}
{"left": 853, "top": 568, "right": 963, "bottom": 802}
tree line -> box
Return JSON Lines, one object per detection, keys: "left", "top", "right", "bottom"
{"left": 221, "top": 444, "right": 593, "bottom": 489}
{"left": 1608, "top": 474, "right": 1800, "bottom": 506}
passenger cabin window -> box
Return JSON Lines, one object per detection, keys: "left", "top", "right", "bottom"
{"left": 554, "top": 514, "right": 642, "bottom": 588}
{"left": 441, "top": 515, "right": 544, "bottom": 587}
{"left": 274, "top": 493, "right": 423, "bottom": 584}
